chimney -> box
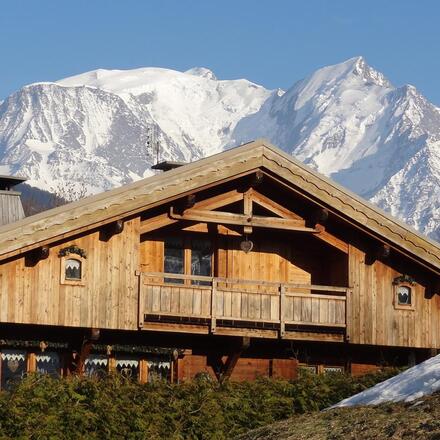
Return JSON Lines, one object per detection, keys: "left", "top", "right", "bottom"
{"left": 0, "top": 175, "right": 27, "bottom": 226}
{"left": 151, "top": 161, "right": 186, "bottom": 172}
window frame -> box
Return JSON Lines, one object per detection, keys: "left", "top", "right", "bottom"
{"left": 163, "top": 235, "right": 213, "bottom": 285}
{"left": 393, "top": 282, "right": 415, "bottom": 311}
{"left": 60, "top": 253, "right": 86, "bottom": 286}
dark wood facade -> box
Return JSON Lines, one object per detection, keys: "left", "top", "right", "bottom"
{"left": 1, "top": 140, "right": 440, "bottom": 385}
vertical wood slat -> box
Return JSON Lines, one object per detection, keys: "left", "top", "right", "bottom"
{"left": 139, "top": 274, "right": 348, "bottom": 333}
{"left": 211, "top": 279, "right": 217, "bottom": 333}
{"left": 280, "top": 284, "right": 285, "bottom": 338}
{"left": 138, "top": 272, "right": 144, "bottom": 327}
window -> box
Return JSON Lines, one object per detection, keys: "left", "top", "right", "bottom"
{"left": 84, "top": 355, "right": 108, "bottom": 378}
{"left": 1, "top": 350, "right": 27, "bottom": 390}
{"left": 191, "top": 239, "right": 212, "bottom": 285}
{"left": 397, "top": 285, "right": 411, "bottom": 305}
{"left": 36, "top": 352, "right": 61, "bottom": 377}
{"left": 116, "top": 357, "right": 140, "bottom": 380}
{"left": 164, "top": 238, "right": 184, "bottom": 284}
{"left": 393, "top": 280, "right": 415, "bottom": 311}
{"left": 323, "top": 366, "right": 344, "bottom": 374}
{"left": 65, "top": 258, "right": 81, "bottom": 280}
{"left": 60, "top": 253, "right": 86, "bottom": 285}
{"left": 164, "top": 236, "right": 212, "bottom": 284}
{"left": 148, "top": 359, "right": 171, "bottom": 382}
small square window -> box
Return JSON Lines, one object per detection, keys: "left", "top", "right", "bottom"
{"left": 65, "top": 258, "right": 82, "bottom": 280}
{"left": 397, "top": 285, "right": 411, "bottom": 305}
{"left": 60, "top": 253, "right": 86, "bottom": 286}
{"left": 393, "top": 282, "right": 415, "bottom": 310}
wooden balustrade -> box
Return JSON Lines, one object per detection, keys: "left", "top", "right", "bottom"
{"left": 138, "top": 272, "right": 347, "bottom": 338}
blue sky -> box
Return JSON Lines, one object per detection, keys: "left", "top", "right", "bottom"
{"left": 1, "top": 1, "right": 440, "bottom": 103}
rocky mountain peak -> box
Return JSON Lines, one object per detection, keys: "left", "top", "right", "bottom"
{"left": 185, "top": 67, "right": 217, "bottom": 81}
{"left": 0, "top": 58, "right": 439, "bottom": 242}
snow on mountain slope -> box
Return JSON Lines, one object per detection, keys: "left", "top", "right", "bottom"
{"left": 57, "top": 67, "right": 272, "bottom": 156}
{"left": 333, "top": 354, "right": 440, "bottom": 407}
{"left": 0, "top": 67, "right": 272, "bottom": 195}
{"left": 0, "top": 58, "right": 439, "bottom": 241}
{"left": 230, "top": 57, "right": 440, "bottom": 240}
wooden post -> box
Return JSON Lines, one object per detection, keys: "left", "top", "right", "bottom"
{"left": 211, "top": 279, "right": 217, "bottom": 333}
{"left": 279, "top": 283, "right": 286, "bottom": 338}
{"left": 139, "top": 359, "right": 149, "bottom": 384}
{"left": 218, "top": 336, "right": 251, "bottom": 383}
{"left": 108, "top": 356, "right": 116, "bottom": 374}
{"left": 136, "top": 271, "right": 144, "bottom": 328}
{"left": 243, "top": 190, "right": 253, "bottom": 235}
{"left": 27, "top": 352, "right": 37, "bottom": 373}
{"left": 345, "top": 288, "right": 352, "bottom": 342}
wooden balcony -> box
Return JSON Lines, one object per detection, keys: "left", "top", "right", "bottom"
{"left": 138, "top": 273, "right": 349, "bottom": 342}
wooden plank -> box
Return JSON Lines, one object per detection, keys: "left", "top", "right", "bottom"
{"left": 170, "top": 207, "right": 316, "bottom": 232}
{"left": 152, "top": 285, "right": 161, "bottom": 313}
{"left": 213, "top": 327, "right": 278, "bottom": 339}
{"left": 192, "top": 288, "right": 202, "bottom": 316}
{"left": 142, "top": 322, "right": 210, "bottom": 334}
{"left": 250, "top": 190, "right": 303, "bottom": 220}
{"left": 231, "top": 290, "right": 241, "bottom": 318}
{"left": 243, "top": 190, "right": 253, "bottom": 235}
{"left": 211, "top": 280, "right": 217, "bottom": 333}
{"left": 283, "top": 331, "right": 344, "bottom": 342}
{"left": 280, "top": 284, "right": 286, "bottom": 337}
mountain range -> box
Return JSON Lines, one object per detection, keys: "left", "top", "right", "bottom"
{"left": 0, "top": 57, "right": 439, "bottom": 241}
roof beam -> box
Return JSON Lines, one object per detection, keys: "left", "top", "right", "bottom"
{"left": 140, "top": 189, "right": 245, "bottom": 234}
{"left": 250, "top": 189, "right": 302, "bottom": 220}
{"left": 169, "top": 207, "right": 317, "bottom": 233}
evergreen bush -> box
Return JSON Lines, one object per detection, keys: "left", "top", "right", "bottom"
{"left": 0, "top": 368, "right": 399, "bottom": 439}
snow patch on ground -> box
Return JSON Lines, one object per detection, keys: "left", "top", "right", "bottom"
{"left": 333, "top": 355, "right": 440, "bottom": 407}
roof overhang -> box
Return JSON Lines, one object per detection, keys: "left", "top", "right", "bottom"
{"left": 0, "top": 139, "right": 439, "bottom": 274}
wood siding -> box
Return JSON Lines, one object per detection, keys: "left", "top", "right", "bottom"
{"left": 0, "top": 191, "right": 25, "bottom": 226}
{"left": 348, "top": 244, "right": 440, "bottom": 349}
{"left": 0, "top": 218, "right": 140, "bottom": 330}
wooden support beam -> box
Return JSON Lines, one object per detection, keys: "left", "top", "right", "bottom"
{"left": 99, "top": 220, "right": 124, "bottom": 241}
{"left": 366, "top": 243, "right": 391, "bottom": 265}
{"left": 24, "top": 245, "right": 50, "bottom": 267}
{"left": 208, "top": 337, "right": 251, "bottom": 383}
{"left": 312, "top": 208, "right": 329, "bottom": 225}
{"left": 243, "top": 190, "right": 253, "bottom": 234}
{"left": 69, "top": 328, "right": 100, "bottom": 375}
{"left": 251, "top": 190, "right": 303, "bottom": 220}
{"left": 140, "top": 190, "right": 244, "bottom": 234}
{"left": 174, "top": 194, "right": 196, "bottom": 214}
{"left": 139, "top": 359, "right": 149, "bottom": 383}
{"left": 27, "top": 352, "right": 37, "bottom": 373}
{"left": 169, "top": 207, "right": 316, "bottom": 233}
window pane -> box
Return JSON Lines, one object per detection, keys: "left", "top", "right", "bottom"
{"left": 36, "top": 352, "right": 61, "bottom": 377}
{"left": 191, "top": 239, "right": 211, "bottom": 285}
{"left": 397, "top": 286, "right": 411, "bottom": 305}
{"left": 164, "top": 238, "right": 184, "bottom": 283}
{"left": 65, "top": 258, "right": 81, "bottom": 280}
{"left": 1, "top": 350, "right": 27, "bottom": 390}
{"left": 116, "top": 357, "right": 139, "bottom": 380}
{"left": 148, "top": 359, "right": 171, "bottom": 382}
{"left": 84, "top": 355, "right": 108, "bottom": 378}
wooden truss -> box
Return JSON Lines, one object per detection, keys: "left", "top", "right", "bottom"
{"left": 140, "top": 188, "right": 348, "bottom": 253}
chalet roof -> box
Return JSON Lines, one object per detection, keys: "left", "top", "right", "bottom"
{"left": 0, "top": 139, "right": 439, "bottom": 273}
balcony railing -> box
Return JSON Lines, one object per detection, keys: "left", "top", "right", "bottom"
{"left": 138, "top": 272, "right": 348, "bottom": 338}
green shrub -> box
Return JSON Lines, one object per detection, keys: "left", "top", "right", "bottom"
{"left": 0, "top": 368, "right": 400, "bottom": 439}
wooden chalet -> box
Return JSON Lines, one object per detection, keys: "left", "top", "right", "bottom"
{"left": 1, "top": 139, "right": 440, "bottom": 386}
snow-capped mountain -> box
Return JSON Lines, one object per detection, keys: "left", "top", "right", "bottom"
{"left": 0, "top": 57, "right": 439, "bottom": 241}
{"left": 0, "top": 67, "right": 272, "bottom": 194}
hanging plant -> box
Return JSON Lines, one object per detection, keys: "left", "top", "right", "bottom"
{"left": 58, "top": 245, "right": 87, "bottom": 259}
{"left": 392, "top": 274, "right": 416, "bottom": 286}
